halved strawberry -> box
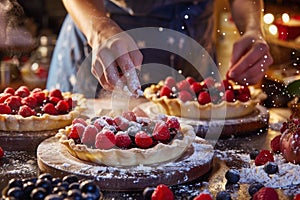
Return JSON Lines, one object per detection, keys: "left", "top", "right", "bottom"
{"left": 152, "top": 121, "right": 170, "bottom": 141}
{"left": 21, "top": 96, "right": 37, "bottom": 108}
{"left": 95, "top": 129, "right": 116, "bottom": 149}
{"left": 0, "top": 93, "right": 12, "bottom": 103}
{"left": 115, "top": 131, "right": 132, "bottom": 148}
{"left": 49, "top": 89, "right": 63, "bottom": 100}
{"left": 194, "top": 192, "right": 213, "bottom": 200}
{"left": 18, "top": 105, "right": 36, "bottom": 117}
{"left": 31, "top": 91, "right": 46, "bottom": 105}
{"left": 254, "top": 150, "right": 274, "bottom": 166}
{"left": 15, "top": 86, "right": 30, "bottom": 97}
{"left": 42, "top": 103, "right": 58, "bottom": 115}
{"left": 203, "top": 77, "right": 215, "bottom": 88}
{"left": 81, "top": 125, "right": 99, "bottom": 146}
{"left": 135, "top": 131, "right": 153, "bottom": 149}
{"left": 190, "top": 82, "right": 204, "bottom": 94}
{"left": 270, "top": 135, "right": 281, "bottom": 153}
{"left": 3, "top": 87, "right": 15, "bottom": 95}
{"left": 49, "top": 96, "right": 60, "bottom": 105}
{"left": 198, "top": 91, "right": 211, "bottom": 105}
{"left": 114, "top": 116, "right": 129, "bottom": 131}
{"left": 0, "top": 103, "right": 11, "bottom": 114}
{"left": 178, "top": 90, "right": 193, "bottom": 102}
{"left": 186, "top": 76, "right": 196, "bottom": 85}
{"left": 253, "top": 187, "right": 279, "bottom": 200}
{"left": 55, "top": 100, "right": 70, "bottom": 114}
{"left": 166, "top": 117, "right": 180, "bottom": 130}
{"left": 122, "top": 111, "right": 137, "bottom": 122}
{"left": 151, "top": 184, "right": 174, "bottom": 200}
{"left": 176, "top": 80, "right": 190, "bottom": 91}
{"left": 164, "top": 76, "right": 177, "bottom": 89}
{"left": 160, "top": 86, "right": 172, "bottom": 98}
{"left": 69, "top": 123, "right": 86, "bottom": 140}
{"left": 93, "top": 118, "right": 109, "bottom": 131}
{"left": 5, "top": 96, "right": 22, "bottom": 111}
{"left": 222, "top": 90, "right": 235, "bottom": 102}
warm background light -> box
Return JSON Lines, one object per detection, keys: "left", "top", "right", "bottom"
{"left": 269, "top": 24, "right": 278, "bottom": 35}
{"left": 264, "top": 13, "right": 275, "bottom": 24}
{"left": 282, "top": 13, "right": 290, "bottom": 23}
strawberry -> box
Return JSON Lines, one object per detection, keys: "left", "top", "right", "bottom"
{"left": 178, "top": 90, "right": 193, "bottom": 102}
{"left": 190, "top": 82, "right": 204, "bottom": 94}
{"left": 253, "top": 187, "right": 279, "bottom": 200}
{"left": 93, "top": 118, "right": 109, "bottom": 131}
{"left": 122, "top": 111, "right": 137, "bottom": 122}
{"left": 135, "top": 131, "right": 153, "bottom": 148}
{"left": 49, "top": 96, "right": 61, "bottom": 105}
{"left": 49, "top": 89, "right": 63, "bottom": 100}
{"left": 72, "top": 118, "right": 88, "bottom": 126}
{"left": 81, "top": 125, "right": 99, "bottom": 146}
{"left": 280, "top": 122, "right": 288, "bottom": 134}
{"left": 68, "top": 123, "right": 86, "bottom": 140}
{"left": 160, "top": 86, "right": 172, "bottom": 98}
{"left": 198, "top": 91, "right": 211, "bottom": 105}
{"left": 203, "top": 77, "right": 215, "bottom": 88}
{"left": 239, "top": 85, "right": 251, "bottom": 97}
{"left": 294, "top": 194, "right": 300, "bottom": 200}
{"left": 31, "top": 88, "right": 43, "bottom": 93}
{"left": 238, "top": 93, "right": 250, "bottom": 102}
{"left": 65, "top": 97, "right": 73, "bottom": 109}
{"left": 186, "top": 76, "right": 196, "bottom": 85}
{"left": 21, "top": 96, "right": 37, "bottom": 108}
{"left": 0, "top": 93, "right": 12, "bottom": 103}
{"left": 0, "top": 103, "right": 11, "bottom": 114}
{"left": 31, "top": 91, "right": 46, "bottom": 105}
{"left": 223, "top": 90, "right": 235, "bottom": 102}
{"left": 15, "top": 86, "right": 30, "bottom": 97}
{"left": 95, "top": 129, "right": 116, "bottom": 149}
{"left": 0, "top": 146, "right": 4, "bottom": 159}
{"left": 166, "top": 117, "right": 180, "bottom": 130}
{"left": 114, "top": 116, "right": 129, "bottom": 131}
{"left": 193, "top": 192, "right": 213, "bottom": 200}
{"left": 164, "top": 76, "right": 177, "bottom": 89}
{"left": 101, "top": 116, "right": 115, "bottom": 125}
{"left": 3, "top": 87, "right": 15, "bottom": 95}
{"left": 221, "top": 80, "right": 233, "bottom": 90}
{"left": 176, "top": 80, "right": 190, "bottom": 91}
{"left": 254, "top": 150, "right": 274, "bottom": 166}
{"left": 42, "top": 103, "right": 58, "bottom": 115}
{"left": 152, "top": 121, "right": 170, "bottom": 141}
{"left": 115, "top": 132, "right": 132, "bottom": 148}
{"left": 5, "top": 96, "right": 22, "bottom": 111}
{"left": 270, "top": 135, "right": 281, "bottom": 153}
{"left": 18, "top": 105, "right": 36, "bottom": 117}
{"left": 55, "top": 100, "right": 70, "bottom": 114}
{"left": 151, "top": 184, "right": 174, "bottom": 200}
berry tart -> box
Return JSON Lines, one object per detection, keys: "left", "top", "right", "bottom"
{"left": 56, "top": 111, "right": 195, "bottom": 166}
{"left": 144, "top": 76, "right": 266, "bottom": 119}
{"left": 0, "top": 86, "right": 86, "bottom": 131}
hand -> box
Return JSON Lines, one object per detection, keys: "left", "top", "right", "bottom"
{"left": 227, "top": 31, "right": 273, "bottom": 85}
{"left": 90, "top": 17, "right": 143, "bottom": 96}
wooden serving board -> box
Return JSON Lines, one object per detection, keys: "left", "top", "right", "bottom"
{"left": 139, "top": 102, "right": 269, "bottom": 138}
{"left": 37, "top": 136, "right": 214, "bottom": 191}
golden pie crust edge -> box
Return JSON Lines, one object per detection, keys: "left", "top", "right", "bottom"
{"left": 56, "top": 124, "right": 196, "bottom": 167}
{"left": 144, "top": 82, "right": 266, "bottom": 119}
{"left": 0, "top": 92, "right": 87, "bottom": 131}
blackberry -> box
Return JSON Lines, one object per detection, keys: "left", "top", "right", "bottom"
{"left": 216, "top": 191, "right": 232, "bottom": 200}
{"left": 264, "top": 162, "right": 279, "bottom": 174}
{"left": 249, "top": 149, "right": 260, "bottom": 160}
{"left": 248, "top": 182, "right": 264, "bottom": 196}
{"left": 225, "top": 169, "right": 240, "bottom": 184}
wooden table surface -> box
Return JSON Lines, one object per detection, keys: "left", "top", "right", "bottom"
{"left": 0, "top": 96, "right": 297, "bottom": 199}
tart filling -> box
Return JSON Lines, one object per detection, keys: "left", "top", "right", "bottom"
{"left": 56, "top": 112, "right": 196, "bottom": 166}
{"left": 0, "top": 86, "right": 86, "bottom": 131}
{"left": 144, "top": 76, "right": 266, "bottom": 119}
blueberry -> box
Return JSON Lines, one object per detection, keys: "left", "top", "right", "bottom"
{"left": 82, "top": 192, "right": 100, "bottom": 200}
{"left": 248, "top": 182, "right": 264, "bottom": 196}
{"left": 67, "top": 189, "right": 83, "bottom": 200}
{"left": 216, "top": 191, "right": 232, "bottom": 200}
{"left": 69, "top": 182, "right": 80, "bottom": 190}
{"left": 30, "top": 188, "right": 47, "bottom": 200}
{"left": 38, "top": 173, "right": 53, "bottom": 181}
{"left": 57, "top": 181, "right": 69, "bottom": 190}
{"left": 52, "top": 186, "right": 66, "bottom": 194}
{"left": 8, "top": 178, "right": 23, "bottom": 189}
{"left": 79, "top": 180, "right": 99, "bottom": 193}
{"left": 23, "top": 177, "right": 38, "bottom": 185}
{"left": 249, "top": 149, "right": 260, "bottom": 160}
{"left": 35, "top": 179, "right": 53, "bottom": 194}
{"left": 225, "top": 169, "right": 240, "bottom": 184}
{"left": 23, "top": 182, "right": 35, "bottom": 199}
{"left": 142, "top": 187, "right": 155, "bottom": 200}
{"left": 51, "top": 177, "right": 62, "bottom": 186}
{"left": 57, "top": 191, "right": 68, "bottom": 199}
{"left": 264, "top": 162, "right": 278, "bottom": 174}
{"left": 63, "top": 175, "right": 79, "bottom": 184}
{"left": 44, "top": 194, "right": 64, "bottom": 200}
{"left": 7, "top": 187, "right": 25, "bottom": 200}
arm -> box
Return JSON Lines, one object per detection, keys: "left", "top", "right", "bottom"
{"left": 227, "top": 0, "right": 273, "bottom": 85}
{"left": 62, "top": 0, "right": 143, "bottom": 95}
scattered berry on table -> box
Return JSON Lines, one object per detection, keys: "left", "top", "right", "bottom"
{"left": 270, "top": 135, "right": 281, "bottom": 153}
{"left": 225, "top": 169, "right": 240, "bottom": 184}
{"left": 252, "top": 187, "right": 279, "bottom": 200}
{"left": 254, "top": 150, "right": 274, "bottom": 166}
{"left": 193, "top": 192, "right": 213, "bottom": 200}
{"left": 248, "top": 182, "right": 265, "bottom": 197}
{"left": 151, "top": 184, "right": 174, "bottom": 200}
{"left": 263, "top": 162, "right": 279, "bottom": 174}
{"left": 216, "top": 190, "right": 232, "bottom": 200}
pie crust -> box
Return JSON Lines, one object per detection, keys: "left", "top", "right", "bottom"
{"left": 144, "top": 81, "right": 266, "bottom": 119}
{"left": 0, "top": 92, "right": 86, "bottom": 132}
{"left": 56, "top": 123, "right": 196, "bottom": 167}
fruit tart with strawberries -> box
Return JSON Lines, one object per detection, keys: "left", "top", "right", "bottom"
{"left": 56, "top": 111, "right": 195, "bottom": 166}
{"left": 0, "top": 86, "right": 86, "bottom": 131}
{"left": 144, "top": 76, "right": 266, "bottom": 119}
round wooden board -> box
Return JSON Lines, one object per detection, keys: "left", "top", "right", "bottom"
{"left": 139, "top": 102, "right": 269, "bottom": 138}
{"left": 37, "top": 136, "right": 214, "bottom": 191}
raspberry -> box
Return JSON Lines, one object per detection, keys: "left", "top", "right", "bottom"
{"left": 114, "top": 116, "right": 129, "bottom": 131}
{"left": 166, "top": 117, "right": 180, "bottom": 130}
{"left": 178, "top": 90, "right": 193, "bottom": 102}
{"left": 198, "top": 92, "right": 211, "bottom": 105}
{"left": 254, "top": 150, "right": 274, "bottom": 166}
{"left": 0, "top": 146, "right": 4, "bottom": 159}
{"left": 31, "top": 91, "right": 46, "bottom": 105}
{"left": 135, "top": 131, "right": 153, "bottom": 148}
{"left": 221, "top": 79, "right": 233, "bottom": 90}
{"left": 15, "top": 86, "right": 30, "bottom": 97}
{"left": 190, "top": 82, "right": 204, "bottom": 94}
{"left": 222, "top": 90, "right": 235, "bottom": 102}
{"left": 55, "top": 100, "right": 70, "bottom": 114}
{"left": 152, "top": 121, "right": 170, "bottom": 141}
{"left": 42, "top": 103, "right": 58, "bottom": 115}
{"left": 18, "top": 105, "right": 36, "bottom": 117}
{"left": 3, "top": 87, "right": 15, "bottom": 95}
{"left": 270, "top": 135, "right": 281, "bottom": 153}
{"left": 93, "top": 118, "right": 109, "bottom": 131}
{"left": 49, "top": 96, "right": 60, "bottom": 105}
{"left": 21, "top": 96, "right": 37, "bottom": 108}
{"left": 49, "top": 89, "right": 63, "bottom": 100}
{"left": 69, "top": 123, "right": 86, "bottom": 139}
{"left": 122, "top": 111, "right": 137, "bottom": 122}
{"left": 151, "top": 184, "right": 174, "bottom": 200}
{"left": 0, "top": 93, "right": 12, "bottom": 103}
{"left": 95, "top": 129, "right": 116, "bottom": 149}
{"left": 81, "top": 125, "right": 99, "bottom": 146}
{"left": 115, "top": 132, "right": 132, "bottom": 148}
{"left": 176, "top": 80, "right": 190, "bottom": 91}
{"left": 165, "top": 76, "right": 177, "bottom": 88}
{"left": 194, "top": 192, "right": 213, "bottom": 200}
{"left": 72, "top": 118, "right": 88, "bottom": 126}
{"left": 253, "top": 187, "right": 279, "bottom": 200}
{"left": 203, "top": 77, "right": 215, "bottom": 88}
{"left": 5, "top": 96, "right": 22, "bottom": 111}
{"left": 186, "top": 76, "right": 196, "bottom": 85}
{"left": 159, "top": 86, "right": 172, "bottom": 98}
{"left": 0, "top": 103, "right": 11, "bottom": 114}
